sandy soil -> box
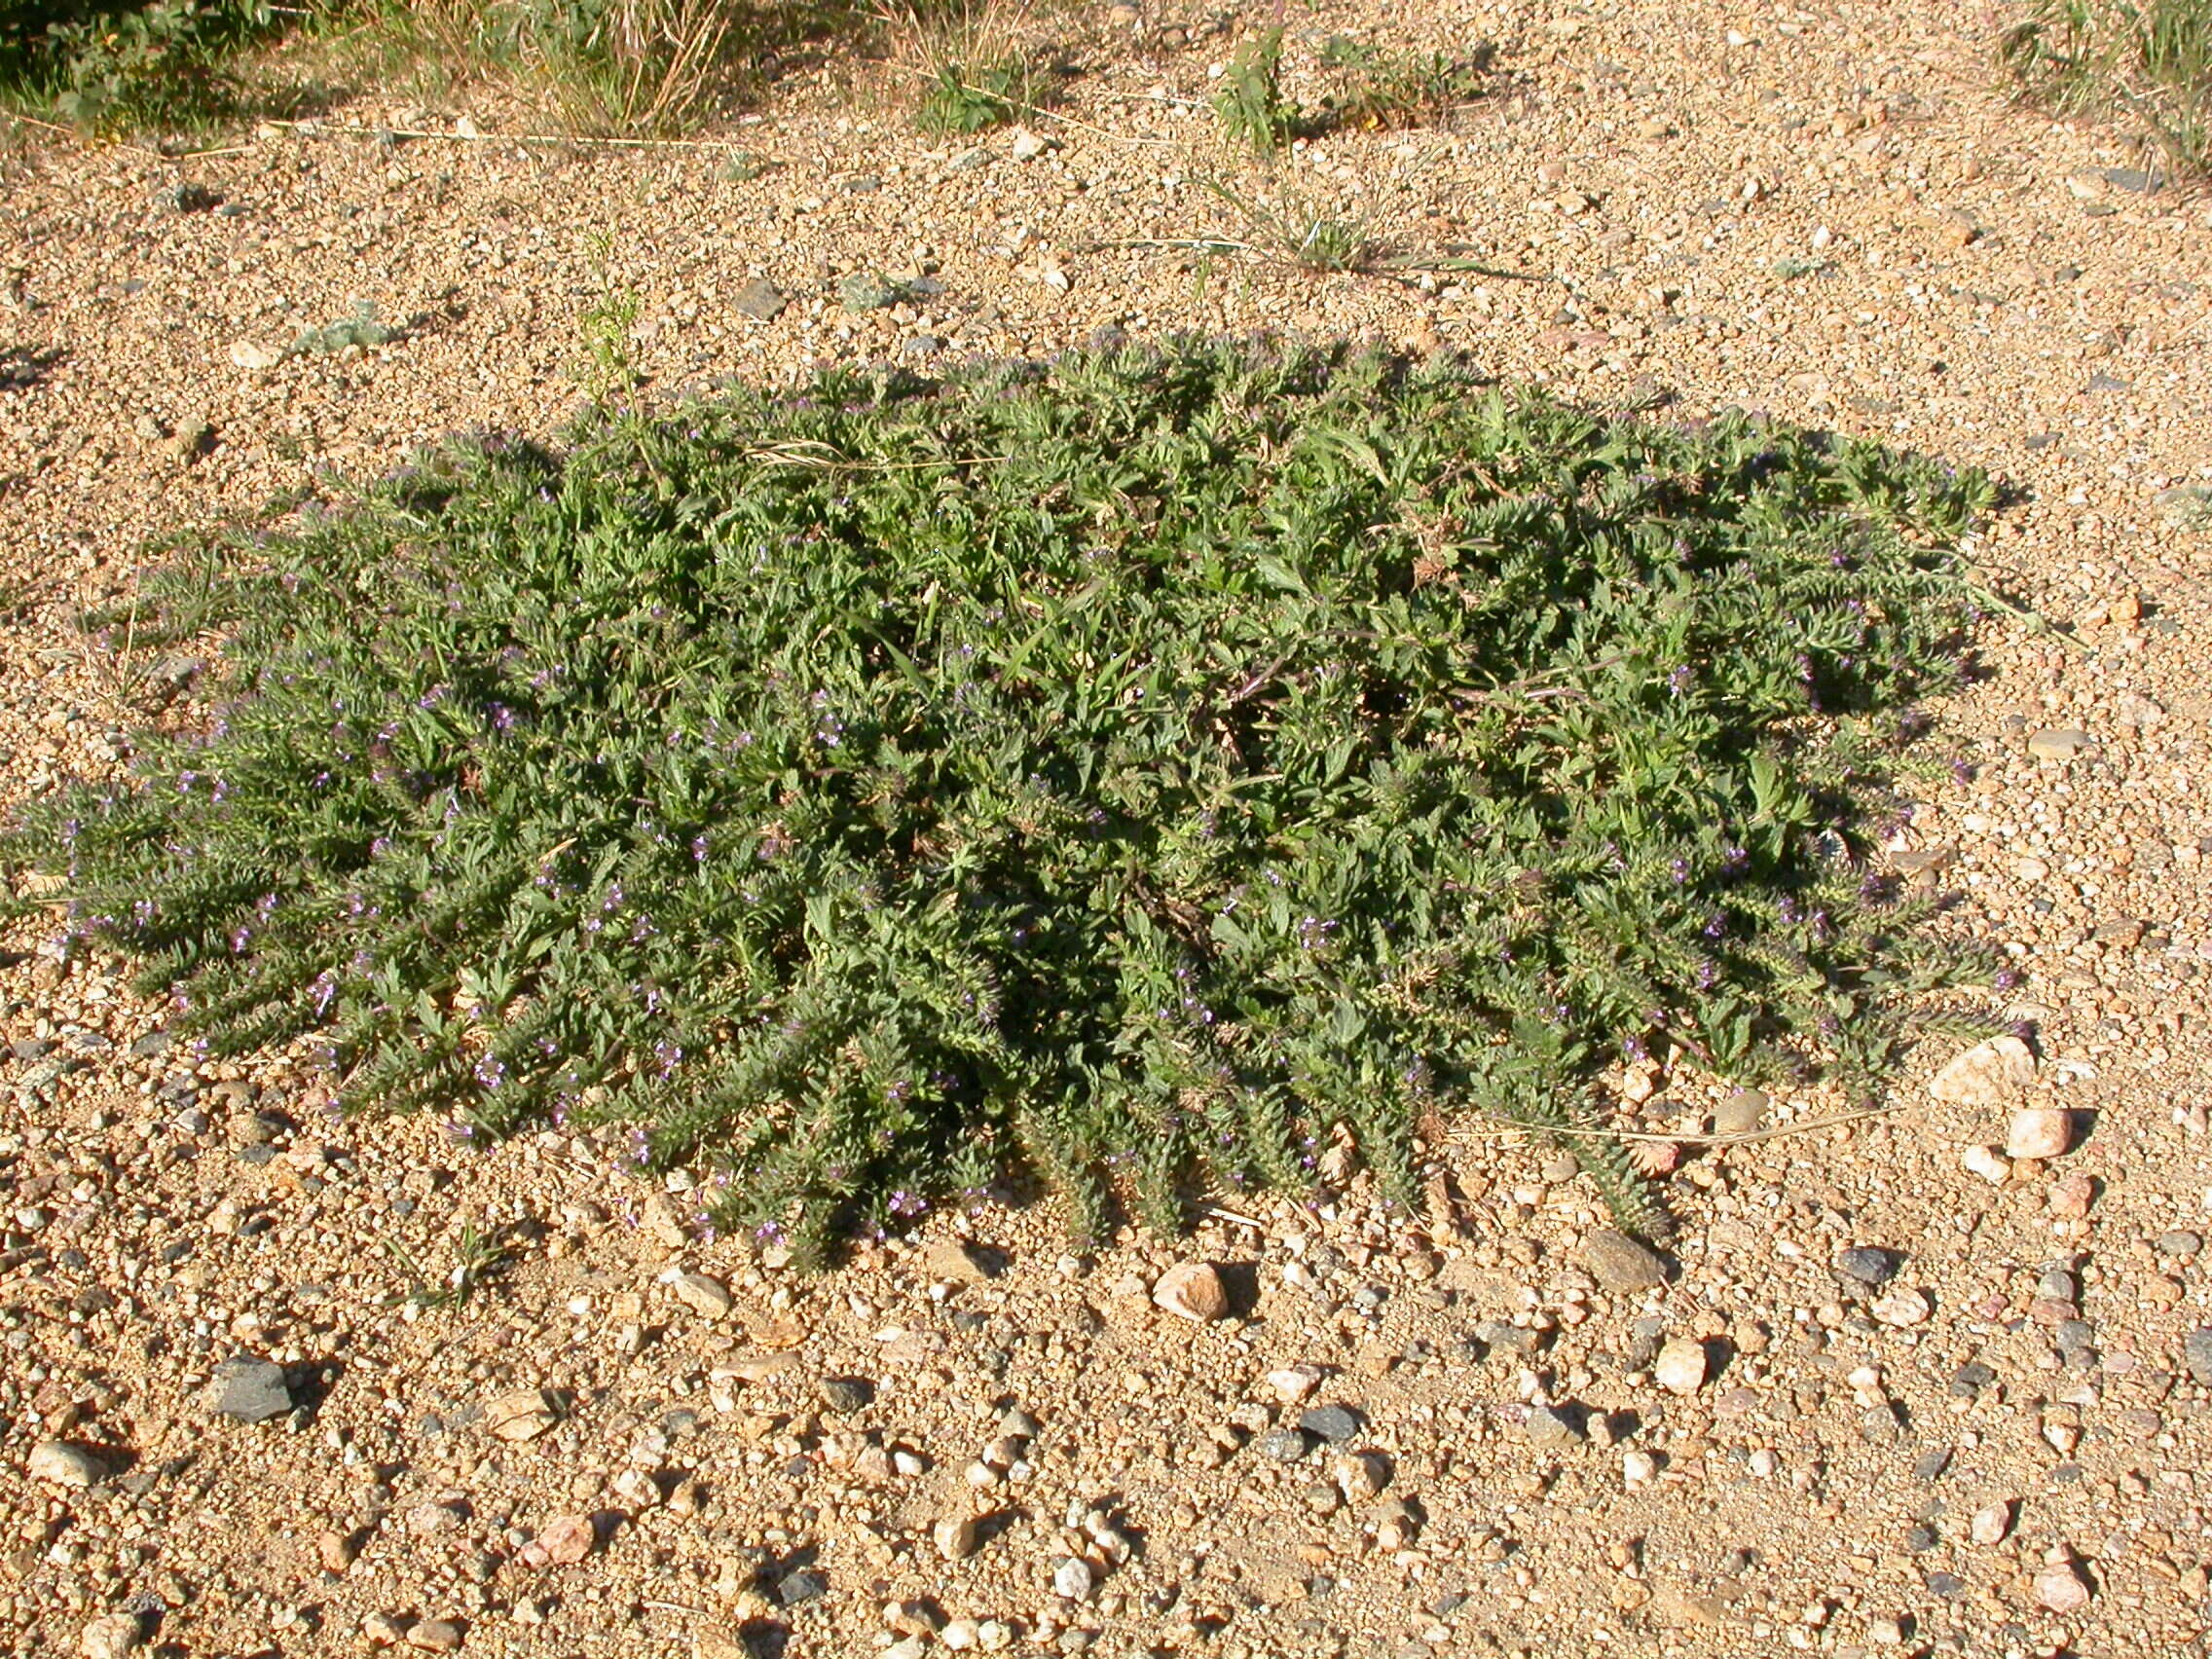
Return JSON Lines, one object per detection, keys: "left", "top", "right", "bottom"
{"left": 4, "top": 3, "right": 2212, "bottom": 1657}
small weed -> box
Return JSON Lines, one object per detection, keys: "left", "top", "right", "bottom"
{"left": 290, "top": 301, "right": 397, "bottom": 357}
{"left": 576, "top": 236, "right": 643, "bottom": 402}
{"left": 2002, "top": 0, "right": 2212, "bottom": 178}
{"left": 385, "top": 1221, "right": 510, "bottom": 1312}
{"left": 9, "top": 337, "right": 2009, "bottom": 1262}
{"left": 716, "top": 148, "right": 773, "bottom": 182}
{"left": 1213, "top": 24, "right": 1305, "bottom": 156}
{"left": 1318, "top": 34, "right": 1491, "bottom": 129}
{"left": 1770, "top": 256, "right": 1833, "bottom": 279}
{"left": 1201, "top": 181, "right": 1386, "bottom": 272}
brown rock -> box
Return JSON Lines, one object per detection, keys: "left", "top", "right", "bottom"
{"left": 1152, "top": 1262, "right": 1231, "bottom": 1322}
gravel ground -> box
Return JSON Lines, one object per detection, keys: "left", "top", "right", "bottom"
{"left": 5, "top": 3, "right": 2212, "bottom": 1657}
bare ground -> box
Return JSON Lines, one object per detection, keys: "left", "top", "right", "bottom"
{"left": 3, "top": 4, "right": 2212, "bottom": 1658}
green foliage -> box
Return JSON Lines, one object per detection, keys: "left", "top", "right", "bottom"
{"left": 2002, "top": 0, "right": 2212, "bottom": 177}
{"left": 1, "top": 0, "right": 277, "bottom": 131}
{"left": 290, "top": 301, "right": 398, "bottom": 357}
{"left": 8, "top": 338, "right": 2006, "bottom": 1260}
{"left": 1213, "top": 25, "right": 1303, "bottom": 155}
{"left": 914, "top": 55, "right": 1029, "bottom": 132}
{"left": 1317, "top": 33, "right": 1490, "bottom": 129}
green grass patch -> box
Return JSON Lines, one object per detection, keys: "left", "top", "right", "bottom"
{"left": 2002, "top": 0, "right": 2212, "bottom": 178}
{"left": 7, "top": 339, "right": 2004, "bottom": 1262}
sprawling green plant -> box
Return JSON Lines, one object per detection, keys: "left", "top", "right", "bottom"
{"left": 8, "top": 339, "right": 2004, "bottom": 1261}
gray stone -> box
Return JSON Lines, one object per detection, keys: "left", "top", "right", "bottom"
{"left": 1713, "top": 1089, "right": 1767, "bottom": 1136}
{"left": 1297, "top": 1405, "right": 1363, "bottom": 1445}
{"left": 2157, "top": 1230, "right": 2203, "bottom": 1260}
{"left": 732, "top": 279, "right": 786, "bottom": 321}
{"left": 1833, "top": 1246, "right": 1900, "bottom": 1289}
{"left": 2184, "top": 1328, "right": 2212, "bottom": 1385}
{"left": 818, "top": 1377, "right": 872, "bottom": 1414}
{"left": 900, "top": 334, "right": 943, "bottom": 358}
{"left": 209, "top": 1354, "right": 293, "bottom": 1423}
{"left": 777, "top": 1568, "right": 828, "bottom": 1606}
{"left": 1578, "top": 1229, "right": 1669, "bottom": 1294}
{"left": 2036, "top": 1267, "right": 2079, "bottom": 1305}
{"left": 1257, "top": 1429, "right": 1311, "bottom": 1462}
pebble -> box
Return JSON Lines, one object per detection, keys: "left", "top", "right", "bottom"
{"left": 2183, "top": 1328, "right": 2212, "bottom": 1384}
{"left": 1257, "top": 1429, "right": 1311, "bottom": 1462}
{"left": 405, "top": 1620, "right": 463, "bottom": 1653}
{"left": 1832, "top": 1246, "right": 1900, "bottom": 1289}
{"left": 817, "top": 1377, "right": 873, "bottom": 1414}
{"left": 522, "top": 1514, "right": 597, "bottom": 1567}
{"left": 669, "top": 1272, "right": 733, "bottom": 1318}
{"left": 1970, "top": 1501, "right": 2013, "bottom": 1545}
{"left": 363, "top": 1612, "right": 409, "bottom": 1647}
{"left": 484, "top": 1388, "right": 559, "bottom": 1442}
{"left": 78, "top": 1613, "right": 140, "bottom": 1659}
{"left": 1653, "top": 1338, "right": 1708, "bottom": 1395}
{"left": 2157, "top": 1230, "right": 2203, "bottom": 1260}
{"left": 1052, "top": 1556, "right": 1094, "bottom": 1601}
{"left": 1579, "top": 1229, "right": 1669, "bottom": 1293}
{"left": 1267, "top": 1366, "right": 1322, "bottom": 1403}
{"left": 2026, "top": 727, "right": 2095, "bottom": 761}
{"left": 2032, "top": 1559, "right": 2092, "bottom": 1613}
{"left": 1928, "top": 1036, "right": 2036, "bottom": 1108}
{"left": 28, "top": 1440, "right": 108, "bottom": 1488}
{"left": 1523, "top": 1404, "right": 1585, "bottom": 1448}
{"left": 1152, "top": 1262, "right": 1231, "bottom": 1322}
{"left": 935, "top": 1513, "right": 982, "bottom": 1560}
{"left": 208, "top": 1354, "right": 293, "bottom": 1423}
{"left": 777, "top": 1569, "right": 827, "bottom": 1606}
{"left": 1332, "top": 1451, "right": 1391, "bottom": 1501}
{"left": 1298, "top": 1405, "right": 1363, "bottom": 1445}
{"left": 1713, "top": 1089, "right": 1767, "bottom": 1135}
{"left": 2007, "top": 1107, "right": 2073, "bottom": 1161}
{"left": 1871, "top": 1288, "right": 1933, "bottom": 1328}
{"left": 1010, "top": 129, "right": 1053, "bottom": 162}
{"left": 731, "top": 278, "right": 786, "bottom": 321}
{"left": 1621, "top": 1449, "right": 1658, "bottom": 1487}
{"left": 1961, "top": 1145, "right": 2012, "bottom": 1184}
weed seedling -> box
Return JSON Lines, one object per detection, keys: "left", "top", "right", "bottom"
{"left": 1213, "top": 25, "right": 1303, "bottom": 155}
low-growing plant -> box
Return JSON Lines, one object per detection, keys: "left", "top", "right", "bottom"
{"left": 1317, "top": 33, "right": 1490, "bottom": 129}
{"left": 2002, "top": 0, "right": 2212, "bottom": 178}
{"left": 290, "top": 300, "right": 398, "bottom": 357}
{"left": 7, "top": 338, "right": 2007, "bottom": 1263}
